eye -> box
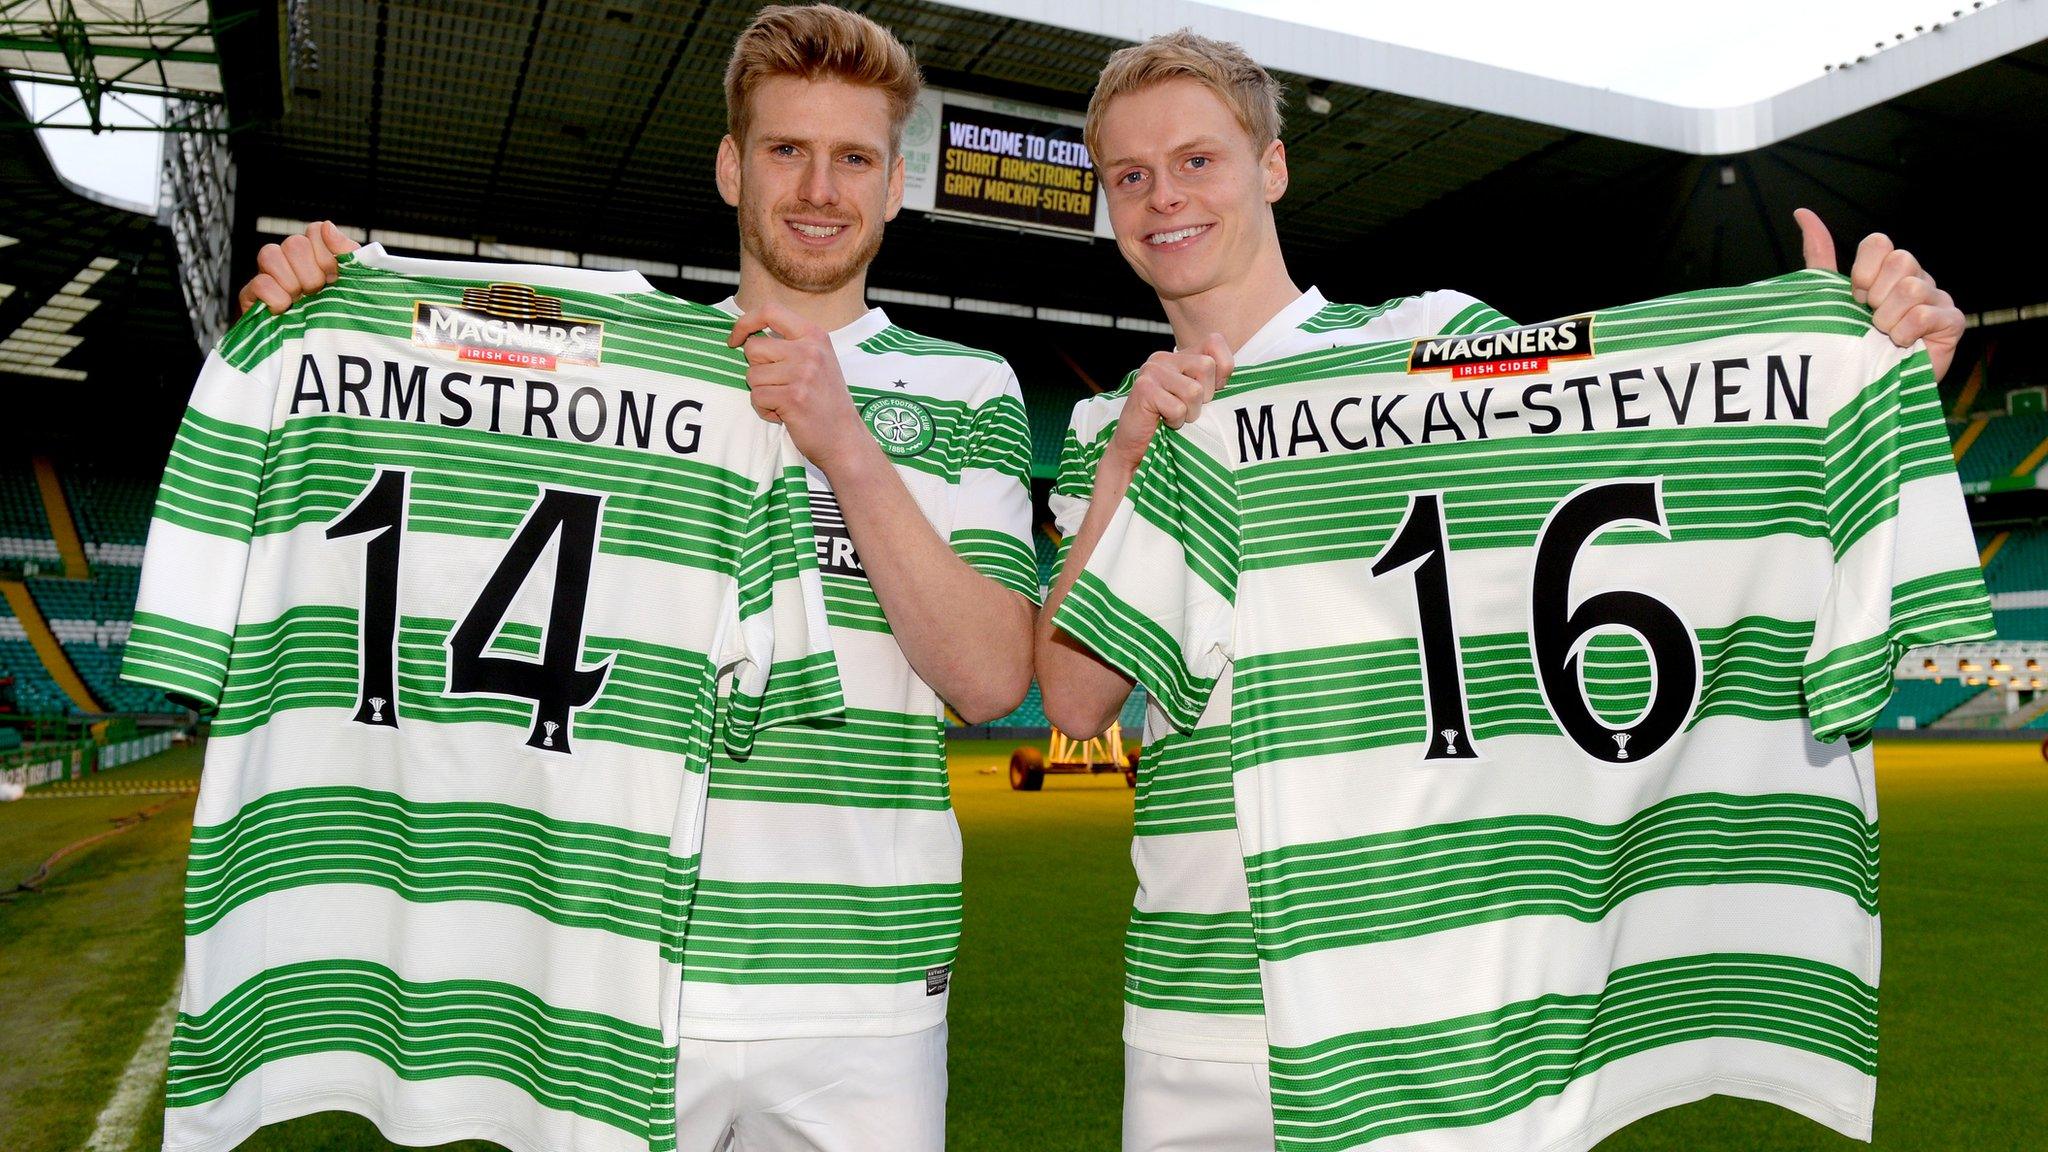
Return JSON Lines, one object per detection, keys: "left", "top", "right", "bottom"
{"left": 1185, "top": 156, "right": 1210, "bottom": 170}
{"left": 843, "top": 153, "right": 872, "bottom": 167}
{"left": 771, "top": 143, "right": 798, "bottom": 157}
{"left": 1117, "top": 169, "right": 1146, "bottom": 187}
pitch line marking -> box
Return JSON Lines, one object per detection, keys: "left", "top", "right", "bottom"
{"left": 82, "top": 970, "right": 181, "bottom": 1152}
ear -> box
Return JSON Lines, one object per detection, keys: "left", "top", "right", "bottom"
{"left": 885, "top": 150, "right": 906, "bottom": 222}
{"left": 1262, "top": 137, "right": 1289, "bottom": 205}
{"left": 715, "top": 135, "right": 743, "bottom": 208}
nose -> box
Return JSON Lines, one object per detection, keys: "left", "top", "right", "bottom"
{"left": 799, "top": 154, "right": 839, "bottom": 207}
{"left": 1147, "top": 169, "right": 1185, "bottom": 215}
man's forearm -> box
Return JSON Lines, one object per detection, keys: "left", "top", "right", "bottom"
{"left": 1035, "top": 452, "right": 1141, "bottom": 738}
{"left": 826, "top": 442, "right": 1033, "bottom": 723}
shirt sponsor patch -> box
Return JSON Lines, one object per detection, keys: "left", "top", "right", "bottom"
{"left": 413, "top": 283, "right": 605, "bottom": 371}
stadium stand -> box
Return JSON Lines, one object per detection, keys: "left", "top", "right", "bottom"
{"left": 6, "top": 468, "right": 178, "bottom": 715}
{"left": 0, "top": 595, "right": 79, "bottom": 716}
{"left": 982, "top": 679, "right": 1146, "bottom": 734}
{"left": 1954, "top": 411, "right": 2048, "bottom": 491}
{"left": 0, "top": 460, "right": 60, "bottom": 574}
{"left": 1033, "top": 529, "right": 1059, "bottom": 592}
{"left": 0, "top": 463, "right": 181, "bottom": 713}
{"left": 1876, "top": 679, "right": 1984, "bottom": 730}
{"left": 61, "top": 465, "right": 154, "bottom": 565}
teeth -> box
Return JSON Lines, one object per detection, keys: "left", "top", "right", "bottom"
{"left": 1148, "top": 225, "right": 1206, "bottom": 245}
{"left": 792, "top": 223, "right": 844, "bottom": 238}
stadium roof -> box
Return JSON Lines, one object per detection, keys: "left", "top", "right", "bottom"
{"left": 0, "top": 80, "right": 195, "bottom": 448}
{"left": 961, "top": 0, "right": 2048, "bottom": 153}
{"left": 221, "top": 0, "right": 2045, "bottom": 324}
{"left": 0, "top": 0, "right": 2041, "bottom": 413}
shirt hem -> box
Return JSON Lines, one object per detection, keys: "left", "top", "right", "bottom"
{"left": 1122, "top": 1021, "right": 1269, "bottom": 1063}
{"left": 1529, "top": 1074, "right": 1873, "bottom": 1152}
{"left": 164, "top": 1086, "right": 592, "bottom": 1152}
{"left": 677, "top": 1002, "right": 948, "bottom": 1041}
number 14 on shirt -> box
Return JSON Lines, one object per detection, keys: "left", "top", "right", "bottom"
{"left": 325, "top": 467, "right": 613, "bottom": 752}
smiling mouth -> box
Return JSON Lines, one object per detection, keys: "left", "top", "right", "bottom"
{"left": 788, "top": 221, "right": 848, "bottom": 239}
{"left": 1146, "top": 224, "right": 1211, "bottom": 246}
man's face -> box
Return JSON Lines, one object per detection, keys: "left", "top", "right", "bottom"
{"left": 717, "top": 75, "right": 905, "bottom": 295}
{"left": 1093, "top": 77, "right": 1286, "bottom": 304}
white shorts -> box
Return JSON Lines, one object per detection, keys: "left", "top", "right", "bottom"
{"left": 674, "top": 1023, "right": 948, "bottom": 1152}
{"left": 1123, "top": 1045, "right": 1275, "bottom": 1152}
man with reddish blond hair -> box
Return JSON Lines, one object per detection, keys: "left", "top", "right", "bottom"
{"left": 1038, "top": 27, "right": 1961, "bottom": 1152}
{"left": 245, "top": 7, "right": 1034, "bottom": 1151}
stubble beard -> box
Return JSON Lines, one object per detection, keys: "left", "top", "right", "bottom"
{"left": 737, "top": 184, "right": 885, "bottom": 296}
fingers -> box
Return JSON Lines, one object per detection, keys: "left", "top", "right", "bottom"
{"left": 748, "top": 383, "right": 790, "bottom": 424}
{"left": 1884, "top": 302, "right": 1958, "bottom": 350}
{"left": 740, "top": 335, "right": 793, "bottom": 367}
{"left": 1151, "top": 390, "right": 1191, "bottom": 428}
{"left": 1848, "top": 232, "right": 1893, "bottom": 303}
{"left": 1865, "top": 247, "right": 1926, "bottom": 317}
{"left": 280, "top": 233, "right": 327, "bottom": 294}
{"left": 1793, "top": 208, "right": 1837, "bottom": 272}
{"left": 728, "top": 301, "right": 823, "bottom": 348}
{"left": 237, "top": 273, "right": 292, "bottom": 316}
{"left": 1870, "top": 272, "right": 1936, "bottom": 335}
{"left": 254, "top": 242, "right": 304, "bottom": 298}
{"left": 1135, "top": 352, "right": 1210, "bottom": 430}
{"left": 319, "top": 220, "right": 360, "bottom": 255}
{"left": 299, "top": 223, "right": 341, "bottom": 284}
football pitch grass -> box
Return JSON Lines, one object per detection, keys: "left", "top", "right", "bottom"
{"left": 0, "top": 738, "right": 2040, "bottom": 1151}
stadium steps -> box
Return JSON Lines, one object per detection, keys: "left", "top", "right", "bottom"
{"left": 0, "top": 578, "right": 102, "bottom": 713}
{"left": 30, "top": 457, "right": 89, "bottom": 579}
{"left": 2005, "top": 694, "right": 2048, "bottom": 729}
{"left": 1954, "top": 412, "right": 2048, "bottom": 493}
{"left": 1944, "top": 347, "right": 1987, "bottom": 419}
{"left": 1950, "top": 415, "right": 1989, "bottom": 462}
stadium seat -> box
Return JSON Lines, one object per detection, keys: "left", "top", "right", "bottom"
{"left": 0, "top": 597, "right": 80, "bottom": 717}
{"left": 1878, "top": 679, "right": 1984, "bottom": 729}
{"left": 1956, "top": 412, "right": 2048, "bottom": 490}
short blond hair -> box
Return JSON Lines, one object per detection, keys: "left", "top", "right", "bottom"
{"left": 1084, "top": 29, "right": 1285, "bottom": 165}
{"left": 724, "top": 4, "right": 924, "bottom": 152}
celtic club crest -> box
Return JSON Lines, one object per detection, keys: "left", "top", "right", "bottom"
{"left": 862, "top": 395, "right": 936, "bottom": 458}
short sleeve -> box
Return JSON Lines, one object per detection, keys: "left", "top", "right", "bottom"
{"left": 947, "top": 364, "right": 1038, "bottom": 602}
{"left": 724, "top": 446, "right": 842, "bottom": 753}
{"left": 1046, "top": 392, "right": 1124, "bottom": 577}
{"left": 1804, "top": 336, "right": 1994, "bottom": 742}
{"left": 1051, "top": 419, "right": 1239, "bottom": 732}
{"left": 122, "top": 308, "right": 289, "bottom": 710}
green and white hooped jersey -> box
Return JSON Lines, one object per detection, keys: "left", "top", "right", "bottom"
{"left": 121, "top": 247, "right": 840, "bottom": 1152}
{"left": 1055, "top": 271, "right": 1993, "bottom": 1151}
{"left": 677, "top": 301, "right": 1036, "bottom": 1039}
{"left": 1049, "top": 288, "right": 1519, "bottom": 1062}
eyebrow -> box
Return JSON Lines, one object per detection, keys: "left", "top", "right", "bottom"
{"left": 759, "top": 134, "right": 885, "bottom": 154}
{"left": 1102, "top": 135, "right": 1232, "bottom": 169}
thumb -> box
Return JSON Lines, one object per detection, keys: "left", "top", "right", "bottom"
{"left": 1794, "top": 208, "right": 1837, "bottom": 273}
{"left": 1200, "top": 332, "right": 1234, "bottom": 389}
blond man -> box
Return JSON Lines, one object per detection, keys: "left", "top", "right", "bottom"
{"left": 243, "top": 7, "right": 1036, "bottom": 1151}
{"left": 1035, "top": 29, "right": 1961, "bottom": 1152}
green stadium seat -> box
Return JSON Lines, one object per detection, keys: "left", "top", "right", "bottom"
{"left": 1956, "top": 412, "right": 2048, "bottom": 490}
{"left": 0, "top": 596, "right": 78, "bottom": 716}
{"left": 0, "top": 462, "right": 60, "bottom": 574}
{"left": 61, "top": 465, "right": 158, "bottom": 551}
{"left": 1877, "top": 679, "right": 1983, "bottom": 729}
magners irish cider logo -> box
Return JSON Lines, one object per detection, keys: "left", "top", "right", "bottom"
{"left": 1409, "top": 316, "right": 1594, "bottom": 381}
{"left": 413, "top": 283, "right": 605, "bottom": 371}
